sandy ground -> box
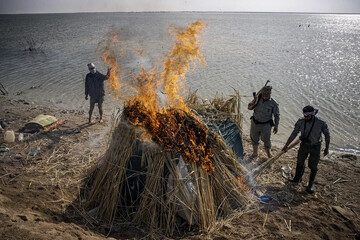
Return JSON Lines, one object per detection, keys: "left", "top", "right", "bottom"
{"left": 0, "top": 95, "right": 359, "bottom": 240}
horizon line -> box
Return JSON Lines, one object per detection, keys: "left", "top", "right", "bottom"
{"left": 1, "top": 10, "right": 359, "bottom": 15}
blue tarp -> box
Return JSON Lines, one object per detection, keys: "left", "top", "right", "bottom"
{"left": 217, "top": 118, "right": 244, "bottom": 162}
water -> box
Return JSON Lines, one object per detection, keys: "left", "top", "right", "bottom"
{"left": 0, "top": 12, "right": 359, "bottom": 153}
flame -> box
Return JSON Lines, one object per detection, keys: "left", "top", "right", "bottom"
{"left": 161, "top": 20, "right": 206, "bottom": 111}
{"left": 237, "top": 176, "right": 251, "bottom": 192}
{"left": 124, "top": 101, "right": 214, "bottom": 174}
{"left": 130, "top": 68, "right": 159, "bottom": 114}
{"left": 99, "top": 20, "right": 215, "bottom": 173}
{"left": 98, "top": 31, "right": 122, "bottom": 99}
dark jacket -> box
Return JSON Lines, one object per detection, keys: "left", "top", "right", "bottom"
{"left": 290, "top": 117, "right": 330, "bottom": 145}
{"left": 85, "top": 71, "right": 108, "bottom": 98}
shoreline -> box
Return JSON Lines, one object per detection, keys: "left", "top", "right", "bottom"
{"left": 0, "top": 94, "right": 359, "bottom": 239}
{"left": 2, "top": 94, "right": 359, "bottom": 156}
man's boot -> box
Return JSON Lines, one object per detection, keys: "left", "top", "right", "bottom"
{"left": 249, "top": 145, "right": 258, "bottom": 159}
{"left": 306, "top": 170, "right": 317, "bottom": 194}
{"left": 289, "top": 166, "right": 304, "bottom": 183}
{"left": 265, "top": 148, "right": 273, "bottom": 158}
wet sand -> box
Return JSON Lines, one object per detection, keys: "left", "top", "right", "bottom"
{"left": 0, "top": 95, "right": 359, "bottom": 239}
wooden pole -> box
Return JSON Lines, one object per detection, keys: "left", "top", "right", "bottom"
{"left": 251, "top": 138, "right": 300, "bottom": 179}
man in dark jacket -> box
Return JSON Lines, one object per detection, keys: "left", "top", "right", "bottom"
{"left": 85, "top": 63, "right": 111, "bottom": 123}
{"left": 282, "top": 105, "right": 330, "bottom": 194}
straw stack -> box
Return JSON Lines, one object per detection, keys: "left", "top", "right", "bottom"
{"left": 85, "top": 111, "right": 252, "bottom": 235}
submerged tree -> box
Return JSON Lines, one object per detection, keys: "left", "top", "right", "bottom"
{"left": 20, "top": 36, "right": 45, "bottom": 52}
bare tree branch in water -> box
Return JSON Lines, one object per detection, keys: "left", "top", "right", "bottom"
{"left": 0, "top": 82, "right": 8, "bottom": 95}
{"left": 20, "top": 36, "right": 45, "bottom": 52}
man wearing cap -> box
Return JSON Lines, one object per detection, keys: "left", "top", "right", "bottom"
{"left": 282, "top": 105, "right": 330, "bottom": 194}
{"left": 248, "top": 85, "right": 280, "bottom": 159}
{"left": 85, "top": 63, "right": 111, "bottom": 123}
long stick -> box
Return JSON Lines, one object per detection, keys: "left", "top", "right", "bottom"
{"left": 251, "top": 138, "right": 300, "bottom": 179}
{"left": 262, "top": 207, "right": 269, "bottom": 229}
{"left": 0, "top": 82, "right": 8, "bottom": 95}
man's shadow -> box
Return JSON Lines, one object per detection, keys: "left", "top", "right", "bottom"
{"left": 257, "top": 182, "right": 312, "bottom": 213}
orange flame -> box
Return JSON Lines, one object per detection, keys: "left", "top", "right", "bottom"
{"left": 98, "top": 20, "right": 206, "bottom": 109}
{"left": 161, "top": 20, "right": 206, "bottom": 111}
{"left": 98, "top": 31, "right": 122, "bottom": 99}
{"left": 124, "top": 102, "right": 214, "bottom": 174}
{"left": 99, "top": 20, "right": 215, "bottom": 173}
{"left": 237, "top": 176, "right": 251, "bottom": 192}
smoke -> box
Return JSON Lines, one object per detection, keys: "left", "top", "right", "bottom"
{"left": 97, "top": 20, "right": 206, "bottom": 112}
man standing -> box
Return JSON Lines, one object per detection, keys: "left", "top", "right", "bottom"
{"left": 85, "top": 63, "right": 111, "bottom": 124}
{"left": 282, "top": 105, "right": 330, "bottom": 194}
{"left": 248, "top": 86, "right": 279, "bottom": 159}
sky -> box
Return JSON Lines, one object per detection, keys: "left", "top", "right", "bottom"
{"left": 0, "top": 0, "right": 359, "bottom": 14}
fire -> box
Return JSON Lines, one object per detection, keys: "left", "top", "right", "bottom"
{"left": 98, "top": 31, "right": 122, "bottom": 99}
{"left": 161, "top": 20, "right": 206, "bottom": 111}
{"left": 99, "top": 20, "right": 215, "bottom": 173}
{"left": 130, "top": 68, "right": 159, "bottom": 114}
{"left": 124, "top": 101, "right": 214, "bottom": 174}
{"left": 237, "top": 176, "right": 251, "bottom": 192}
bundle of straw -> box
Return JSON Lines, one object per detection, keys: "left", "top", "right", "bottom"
{"left": 86, "top": 121, "right": 136, "bottom": 224}
{"left": 185, "top": 89, "right": 245, "bottom": 133}
{"left": 85, "top": 112, "right": 252, "bottom": 235}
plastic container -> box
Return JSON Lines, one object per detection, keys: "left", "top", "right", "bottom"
{"left": 18, "top": 133, "right": 24, "bottom": 141}
{"left": 4, "top": 130, "right": 15, "bottom": 143}
{"left": 260, "top": 195, "right": 271, "bottom": 203}
{"left": 29, "top": 150, "right": 41, "bottom": 156}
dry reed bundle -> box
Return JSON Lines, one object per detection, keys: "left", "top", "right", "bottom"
{"left": 86, "top": 121, "right": 136, "bottom": 223}
{"left": 131, "top": 147, "right": 176, "bottom": 233}
{"left": 210, "top": 136, "right": 252, "bottom": 213}
{"left": 85, "top": 111, "right": 252, "bottom": 236}
{"left": 185, "top": 89, "right": 245, "bottom": 133}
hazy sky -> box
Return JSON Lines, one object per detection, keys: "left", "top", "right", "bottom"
{"left": 1, "top": 0, "right": 359, "bottom": 14}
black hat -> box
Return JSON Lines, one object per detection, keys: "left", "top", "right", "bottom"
{"left": 303, "top": 105, "right": 314, "bottom": 113}
{"left": 303, "top": 105, "right": 318, "bottom": 116}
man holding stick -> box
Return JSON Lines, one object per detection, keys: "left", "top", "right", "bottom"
{"left": 248, "top": 85, "right": 280, "bottom": 159}
{"left": 282, "top": 105, "right": 330, "bottom": 194}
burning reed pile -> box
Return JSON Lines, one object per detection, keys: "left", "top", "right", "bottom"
{"left": 82, "top": 19, "right": 253, "bottom": 236}
{"left": 124, "top": 101, "right": 215, "bottom": 173}
{"left": 85, "top": 105, "right": 252, "bottom": 235}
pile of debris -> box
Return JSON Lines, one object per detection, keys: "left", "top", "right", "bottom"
{"left": 84, "top": 98, "right": 251, "bottom": 236}
{"left": 81, "top": 20, "right": 257, "bottom": 236}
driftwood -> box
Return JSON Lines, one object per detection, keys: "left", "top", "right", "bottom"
{"left": 43, "top": 120, "right": 66, "bottom": 132}
{"left": 251, "top": 138, "right": 301, "bottom": 179}
{"left": 0, "top": 82, "right": 8, "bottom": 95}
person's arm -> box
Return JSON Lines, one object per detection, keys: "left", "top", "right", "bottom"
{"left": 324, "top": 139, "right": 330, "bottom": 156}
{"left": 85, "top": 75, "right": 89, "bottom": 100}
{"left": 322, "top": 121, "right": 330, "bottom": 156}
{"left": 273, "top": 102, "right": 280, "bottom": 134}
{"left": 282, "top": 136, "right": 295, "bottom": 152}
{"left": 248, "top": 99, "right": 256, "bottom": 110}
{"left": 282, "top": 120, "right": 301, "bottom": 152}
{"left": 104, "top": 67, "right": 112, "bottom": 80}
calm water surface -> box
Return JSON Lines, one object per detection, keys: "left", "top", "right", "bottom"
{"left": 0, "top": 12, "right": 359, "bottom": 153}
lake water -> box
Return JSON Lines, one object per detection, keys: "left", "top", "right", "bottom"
{"left": 0, "top": 12, "right": 359, "bottom": 153}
